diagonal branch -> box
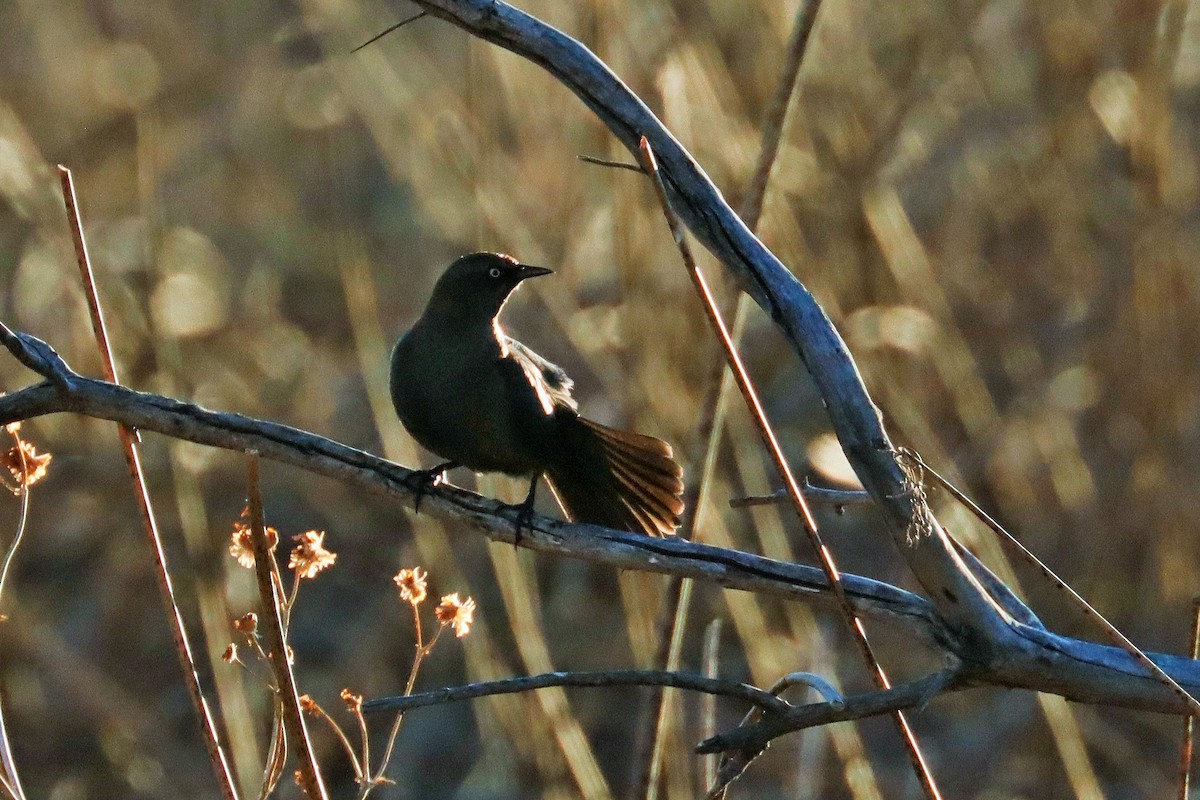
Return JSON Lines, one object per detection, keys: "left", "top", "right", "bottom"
{"left": 403, "top": 0, "right": 1010, "bottom": 643}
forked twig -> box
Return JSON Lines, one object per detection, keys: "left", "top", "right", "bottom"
{"left": 728, "top": 484, "right": 871, "bottom": 509}
{"left": 697, "top": 669, "right": 964, "bottom": 757}
{"left": 636, "top": 139, "right": 942, "bottom": 799}
{"left": 705, "top": 671, "right": 847, "bottom": 800}
{"left": 56, "top": 165, "right": 240, "bottom": 800}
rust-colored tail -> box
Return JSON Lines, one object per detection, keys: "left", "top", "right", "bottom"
{"left": 545, "top": 415, "right": 684, "bottom": 537}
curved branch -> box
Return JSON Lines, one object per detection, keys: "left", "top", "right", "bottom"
{"left": 404, "top": 0, "right": 1010, "bottom": 648}
{"left": 363, "top": 670, "right": 793, "bottom": 716}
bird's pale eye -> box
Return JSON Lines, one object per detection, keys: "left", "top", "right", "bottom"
{"left": 489, "top": 267, "right": 502, "bottom": 278}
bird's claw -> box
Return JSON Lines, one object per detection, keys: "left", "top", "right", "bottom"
{"left": 506, "top": 495, "right": 537, "bottom": 544}
{"left": 506, "top": 475, "right": 541, "bottom": 545}
{"left": 403, "top": 462, "right": 456, "bottom": 514}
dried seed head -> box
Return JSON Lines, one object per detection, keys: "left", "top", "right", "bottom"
{"left": 393, "top": 566, "right": 428, "bottom": 606}
{"left": 340, "top": 688, "right": 363, "bottom": 713}
{"left": 435, "top": 593, "right": 476, "bottom": 638}
{"left": 228, "top": 507, "right": 278, "bottom": 569}
{"left": 289, "top": 531, "right": 337, "bottom": 579}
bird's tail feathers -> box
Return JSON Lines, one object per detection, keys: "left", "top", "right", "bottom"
{"left": 545, "top": 415, "right": 684, "bottom": 537}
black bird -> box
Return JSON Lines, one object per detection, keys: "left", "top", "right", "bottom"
{"left": 390, "top": 252, "right": 684, "bottom": 536}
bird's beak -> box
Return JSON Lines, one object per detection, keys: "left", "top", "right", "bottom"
{"left": 516, "top": 264, "right": 553, "bottom": 281}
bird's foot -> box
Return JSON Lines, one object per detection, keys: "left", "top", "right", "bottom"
{"left": 403, "top": 462, "right": 457, "bottom": 513}
{"left": 509, "top": 496, "right": 537, "bottom": 544}
{"left": 506, "top": 475, "right": 540, "bottom": 544}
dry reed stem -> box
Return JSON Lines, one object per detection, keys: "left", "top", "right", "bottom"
{"left": 1180, "top": 598, "right": 1200, "bottom": 800}
{"left": 635, "top": 138, "right": 942, "bottom": 800}
{"left": 56, "top": 165, "right": 241, "bottom": 800}
{"left": 639, "top": 6, "right": 826, "bottom": 794}
{"left": 244, "top": 454, "right": 328, "bottom": 799}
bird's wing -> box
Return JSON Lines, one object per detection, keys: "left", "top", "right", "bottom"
{"left": 505, "top": 337, "right": 578, "bottom": 415}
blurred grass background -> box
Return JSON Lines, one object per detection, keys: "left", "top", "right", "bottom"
{"left": 0, "top": 0, "right": 1199, "bottom": 797}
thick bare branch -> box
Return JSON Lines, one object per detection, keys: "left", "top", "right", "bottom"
{"left": 0, "top": 329, "right": 942, "bottom": 642}
{"left": 4, "top": 329, "right": 1200, "bottom": 717}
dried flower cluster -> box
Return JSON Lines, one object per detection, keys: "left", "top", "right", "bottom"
{"left": 222, "top": 525, "right": 478, "bottom": 798}
{"left": 1, "top": 422, "right": 52, "bottom": 493}
{"left": 227, "top": 508, "right": 336, "bottom": 584}
{"left": 392, "top": 565, "right": 476, "bottom": 638}
{"left": 394, "top": 566, "right": 428, "bottom": 606}
{"left": 339, "top": 688, "right": 363, "bottom": 713}
{"left": 288, "top": 531, "right": 337, "bottom": 579}
{"left": 227, "top": 506, "right": 278, "bottom": 569}
{"left": 435, "top": 592, "right": 476, "bottom": 639}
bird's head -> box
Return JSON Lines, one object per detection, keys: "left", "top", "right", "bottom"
{"left": 425, "top": 252, "right": 553, "bottom": 321}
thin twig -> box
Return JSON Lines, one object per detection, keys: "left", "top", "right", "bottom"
{"left": 577, "top": 154, "right": 643, "bottom": 172}
{"left": 736, "top": 0, "right": 822, "bottom": 230}
{"left": 1181, "top": 598, "right": 1200, "bottom": 800}
{"left": 0, "top": 770, "right": 18, "bottom": 800}
{"left": 635, "top": 137, "right": 943, "bottom": 799}
{"left": 906, "top": 449, "right": 1200, "bottom": 717}
{"left": 351, "top": 11, "right": 427, "bottom": 52}
{"left": 245, "top": 454, "right": 328, "bottom": 800}
{"left": 307, "top": 701, "right": 363, "bottom": 781}
{"left": 262, "top": 703, "right": 287, "bottom": 797}
{"left": 56, "top": 165, "right": 241, "bottom": 800}
{"left": 729, "top": 484, "right": 872, "bottom": 509}
{"left": 0, "top": 709, "right": 19, "bottom": 800}
{"left": 368, "top": 604, "right": 443, "bottom": 792}
{"left": 0, "top": 432, "right": 31, "bottom": 612}
{"left": 701, "top": 620, "right": 721, "bottom": 796}
{"left": 0, "top": 431, "right": 31, "bottom": 800}
{"left": 706, "top": 669, "right": 851, "bottom": 798}
{"left": 363, "top": 669, "right": 791, "bottom": 715}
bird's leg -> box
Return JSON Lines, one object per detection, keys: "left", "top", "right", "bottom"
{"left": 508, "top": 474, "right": 540, "bottom": 543}
{"left": 403, "top": 461, "right": 458, "bottom": 513}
